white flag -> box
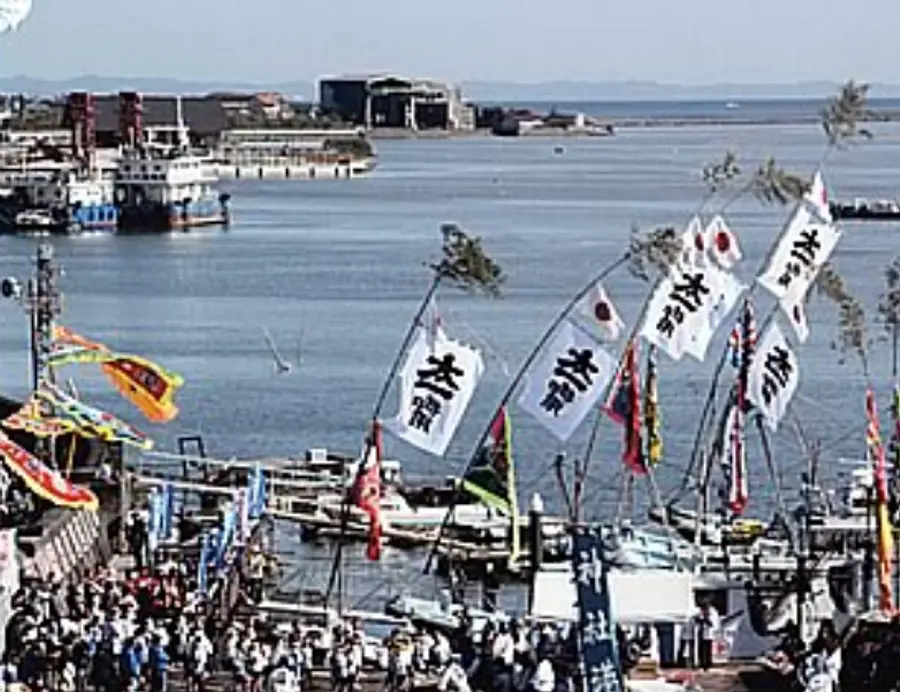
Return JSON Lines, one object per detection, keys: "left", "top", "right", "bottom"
{"left": 386, "top": 325, "right": 484, "bottom": 456}
{"left": 748, "top": 322, "right": 799, "bottom": 431}
{"left": 641, "top": 264, "right": 744, "bottom": 362}
{"left": 682, "top": 265, "right": 746, "bottom": 362}
{"left": 679, "top": 215, "right": 709, "bottom": 266}
{"left": 757, "top": 205, "right": 841, "bottom": 301}
{"left": 805, "top": 170, "right": 832, "bottom": 223}
{"left": 517, "top": 320, "right": 617, "bottom": 442}
{"left": 573, "top": 282, "right": 624, "bottom": 342}
{"left": 706, "top": 215, "right": 743, "bottom": 269}
{"left": 779, "top": 284, "right": 810, "bottom": 344}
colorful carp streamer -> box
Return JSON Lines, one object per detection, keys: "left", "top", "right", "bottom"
{"left": 37, "top": 382, "right": 153, "bottom": 450}
{"left": 2, "top": 396, "right": 77, "bottom": 437}
{"left": 2, "top": 385, "right": 153, "bottom": 450}
{"left": 0, "top": 433, "right": 98, "bottom": 511}
{"left": 51, "top": 326, "right": 184, "bottom": 424}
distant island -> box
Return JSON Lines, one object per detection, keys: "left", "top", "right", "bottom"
{"left": 4, "top": 74, "right": 900, "bottom": 103}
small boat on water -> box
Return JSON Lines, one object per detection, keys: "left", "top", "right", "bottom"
{"left": 317, "top": 488, "right": 498, "bottom": 529}
{"left": 830, "top": 198, "right": 900, "bottom": 221}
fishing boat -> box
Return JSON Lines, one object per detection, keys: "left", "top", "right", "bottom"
{"left": 114, "top": 94, "right": 230, "bottom": 232}
{"left": 830, "top": 198, "right": 900, "bottom": 221}
{"left": 316, "top": 488, "right": 498, "bottom": 529}
{"left": 0, "top": 163, "right": 118, "bottom": 235}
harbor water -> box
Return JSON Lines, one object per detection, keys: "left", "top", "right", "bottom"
{"left": 1, "top": 121, "right": 900, "bottom": 608}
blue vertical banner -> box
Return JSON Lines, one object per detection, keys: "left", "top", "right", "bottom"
{"left": 161, "top": 483, "right": 174, "bottom": 540}
{"left": 214, "top": 507, "right": 238, "bottom": 569}
{"left": 147, "top": 488, "right": 162, "bottom": 553}
{"left": 248, "top": 463, "right": 266, "bottom": 519}
{"left": 572, "top": 528, "right": 623, "bottom": 692}
{"left": 197, "top": 533, "right": 211, "bottom": 596}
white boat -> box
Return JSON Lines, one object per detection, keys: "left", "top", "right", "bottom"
{"left": 0, "top": 161, "right": 118, "bottom": 233}
{"left": 114, "top": 95, "right": 229, "bottom": 232}
{"left": 317, "top": 488, "right": 498, "bottom": 529}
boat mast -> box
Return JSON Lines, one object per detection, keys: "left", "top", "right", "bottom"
{"left": 1, "top": 244, "right": 62, "bottom": 464}
{"left": 27, "top": 243, "right": 60, "bottom": 393}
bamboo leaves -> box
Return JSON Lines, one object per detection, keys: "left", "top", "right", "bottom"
{"left": 429, "top": 223, "right": 507, "bottom": 297}
{"left": 815, "top": 262, "right": 870, "bottom": 368}
{"left": 877, "top": 257, "right": 900, "bottom": 335}
{"left": 748, "top": 157, "right": 810, "bottom": 206}
{"left": 701, "top": 151, "right": 741, "bottom": 195}
{"left": 627, "top": 225, "right": 681, "bottom": 282}
{"left": 822, "top": 80, "right": 875, "bottom": 147}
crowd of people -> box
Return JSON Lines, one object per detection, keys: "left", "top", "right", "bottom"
{"left": 0, "top": 559, "right": 593, "bottom": 692}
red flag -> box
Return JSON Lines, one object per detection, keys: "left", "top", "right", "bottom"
{"left": 622, "top": 341, "right": 645, "bottom": 475}
{"left": 353, "top": 420, "right": 383, "bottom": 561}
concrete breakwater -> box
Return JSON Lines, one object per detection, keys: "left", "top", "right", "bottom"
{"left": 211, "top": 157, "right": 376, "bottom": 180}
{"left": 366, "top": 110, "right": 900, "bottom": 139}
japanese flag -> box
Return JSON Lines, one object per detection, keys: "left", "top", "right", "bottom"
{"left": 574, "top": 282, "right": 624, "bottom": 342}
{"left": 805, "top": 170, "right": 832, "bottom": 223}
{"left": 679, "top": 215, "right": 709, "bottom": 266}
{"left": 706, "top": 215, "right": 743, "bottom": 270}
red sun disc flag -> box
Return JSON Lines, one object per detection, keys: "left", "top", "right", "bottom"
{"left": 706, "top": 215, "right": 743, "bottom": 270}
{"left": 574, "top": 282, "right": 624, "bottom": 342}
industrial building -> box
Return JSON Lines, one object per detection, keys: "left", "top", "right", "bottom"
{"left": 318, "top": 73, "right": 474, "bottom": 131}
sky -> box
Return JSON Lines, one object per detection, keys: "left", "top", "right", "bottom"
{"left": 2, "top": 0, "right": 899, "bottom": 85}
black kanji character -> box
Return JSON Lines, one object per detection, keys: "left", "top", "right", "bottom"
{"left": 668, "top": 271, "right": 710, "bottom": 312}
{"left": 408, "top": 394, "right": 442, "bottom": 432}
{"left": 789, "top": 229, "right": 821, "bottom": 266}
{"left": 414, "top": 353, "right": 464, "bottom": 400}
{"left": 764, "top": 345, "right": 793, "bottom": 387}
{"left": 760, "top": 346, "right": 793, "bottom": 405}
{"left": 553, "top": 348, "right": 599, "bottom": 392}
{"left": 656, "top": 304, "right": 685, "bottom": 338}
{"left": 540, "top": 379, "right": 576, "bottom": 416}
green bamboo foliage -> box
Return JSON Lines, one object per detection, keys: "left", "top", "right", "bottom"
{"left": 429, "top": 223, "right": 507, "bottom": 297}
{"left": 816, "top": 262, "right": 869, "bottom": 369}
{"left": 626, "top": 225, "right": 681, "bottom": 282}
{"left": 822, "top": 80, "right": 875, "bottom": 147}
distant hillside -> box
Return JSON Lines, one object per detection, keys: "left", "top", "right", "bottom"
{"left": 4, "top": 75, "right": 900, "bottom": 103}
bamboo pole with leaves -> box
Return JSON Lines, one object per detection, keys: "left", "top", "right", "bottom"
{"left": 324, "top": 223, "right": 506, "bottom": 608}
{"left": 665, "top": 81, "right": 876, "bottom": 513}
{"left": 421, "top": 227, "right": 688, "bottom": 574}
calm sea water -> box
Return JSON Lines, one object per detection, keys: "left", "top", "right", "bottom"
{"left": 1, "top": 118, "right": 900, "bottom": 607}
{"left": 493, "top": 97, "right": 900, "bottom": 122}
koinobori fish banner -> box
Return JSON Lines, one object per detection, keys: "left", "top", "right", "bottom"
{"left": 0, "top": 433, "right": 98, "bottom": 511}
{"left": 51, "top": 326, "right": 184, "bottom": 424}
{"left": 2, "top": 396, "right": 77, "bottom": 438}
{"left": 386, "top": 323, "right": 484, "bottom": 457}
{"left": 518, "top": 319, "right": 617, "bottom": 442}
{"left": 36, "top": 381, "right": 153, "bottom": 450}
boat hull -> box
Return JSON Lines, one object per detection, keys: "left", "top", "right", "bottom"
{"left": 118, "top": 196, "right": 229, "bottom": 232}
